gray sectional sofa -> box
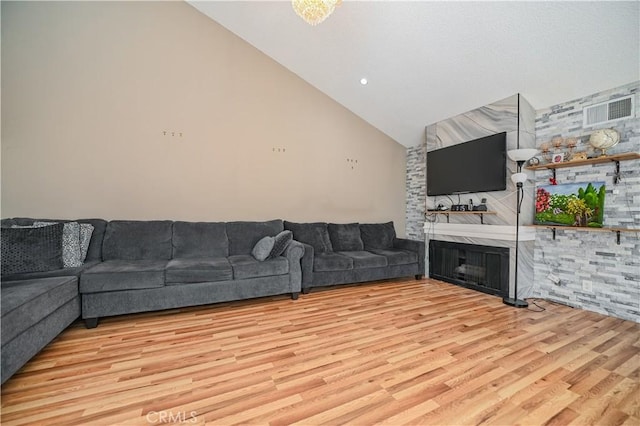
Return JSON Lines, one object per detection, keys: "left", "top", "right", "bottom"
{"left": 1, "top": 217, "right": 423, "bottom": 384}
{"left": 0, "top": 218, "right": 304, "bottom": 383}
{"left": 283, "top": 221, "right": 424, "bottom": 293}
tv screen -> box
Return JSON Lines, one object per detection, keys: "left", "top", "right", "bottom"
{"left": 427, "top": 132, "right": 507, "bottom": 196}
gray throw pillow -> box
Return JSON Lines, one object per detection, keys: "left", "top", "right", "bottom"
{"left": 34, "top": 221, "right": 84, "bottom": 267}
{"left": 252, "top": 236, "right": 275, "bottom": 261}
{"left": 78, "top": 223, "right": 95, "bottom": 262}
{"left": 1, "top": 223, "right": 64, "bottom": 275}
{"left": 267, "top": 230, "right": 293, "bottom": 260}
{"left": 283, "top": 221, "right": 333, "bottom": 253}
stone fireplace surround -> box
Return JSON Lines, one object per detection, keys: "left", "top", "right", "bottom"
{"left": 425, "top": 223, "right": 535, "bottom": 301}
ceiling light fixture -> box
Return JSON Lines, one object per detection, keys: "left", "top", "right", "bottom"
{"left": 292, "top": 0, "right": 342, "bottom": 26}
{"left": 360, "top": 78, "right": 368, "bottom": 85}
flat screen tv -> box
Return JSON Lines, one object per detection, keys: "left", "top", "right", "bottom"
{"left": 427, "top": 132, "right": 507, "bottom": 196}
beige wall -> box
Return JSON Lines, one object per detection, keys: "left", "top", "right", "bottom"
{"left": 1, "top": 1, "right": 406, "bottom": 234}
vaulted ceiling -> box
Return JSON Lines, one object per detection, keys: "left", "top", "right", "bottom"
{"left": 188, "top": 1, "right": 639, "bottom": 147}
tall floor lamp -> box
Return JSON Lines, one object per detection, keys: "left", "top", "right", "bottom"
{"left": 503, "top": 148, "right": 538, "bottom": 308}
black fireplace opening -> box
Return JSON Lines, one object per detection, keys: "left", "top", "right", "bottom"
{"left": 429, "top": 240, "right": 509, "bottom": 297}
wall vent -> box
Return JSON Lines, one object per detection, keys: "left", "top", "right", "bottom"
{"left": 583, "top": 95, "right": 634, "bottom": 127}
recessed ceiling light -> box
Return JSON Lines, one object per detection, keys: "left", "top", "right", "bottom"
{"left": 360, "top": 78, "right": 368, "bottom": 85}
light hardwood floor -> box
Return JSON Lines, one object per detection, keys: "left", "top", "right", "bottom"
{"left": 1, "top": 278, "right": 639, "bottom": 425}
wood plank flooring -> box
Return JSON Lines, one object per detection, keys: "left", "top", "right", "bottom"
{"left": 1, "top": 278, "right": 639, "bottom": 425}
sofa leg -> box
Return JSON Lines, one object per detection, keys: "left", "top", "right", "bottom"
{"left": 85, "top": 318, "right": 99, "bottom": 329}
{"left": 302, "top": 287, "right": 310, "bottom": 294}
{"left": 291, "top": 292, "right": 299, "bottom": 300}
{"left": 415, "top": 274, "right": 423, "bottom": 280}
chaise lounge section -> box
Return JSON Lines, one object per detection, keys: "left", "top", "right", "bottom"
{"left": 0, "top": 218, "right": 107, "bottom": 384}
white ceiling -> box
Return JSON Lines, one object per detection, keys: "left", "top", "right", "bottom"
{"left": 188, "top": 1, "right": 640, "bottom": 148}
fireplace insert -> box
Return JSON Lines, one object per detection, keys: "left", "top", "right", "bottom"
{"left": 429, "top": 240, "right": 509, "bottom": 297}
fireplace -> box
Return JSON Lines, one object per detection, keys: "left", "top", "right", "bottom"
{"left": 429, "top": 240, "right": 509, "bottom": 297}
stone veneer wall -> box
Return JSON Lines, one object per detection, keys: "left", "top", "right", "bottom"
{"left": 532, "top": 81, "right": 640, "bottom": 323}
{"left": 406, "top": 143, "right": 426, "bottom": 241}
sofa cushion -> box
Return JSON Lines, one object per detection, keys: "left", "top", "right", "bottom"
{"left": 1, "top": 260, "right": 100, "bottom": 281}
{"left": 228, "top": 255, "right": 289, "bottom": 280}
{"left": 1, "top": 223, "right": 64, "bottom": 275}
{"left": 165, "top": 258, "right": 232, "bottom": 284}
{"left": 313, "top": 253, "right": 353, "bottom": 272}
{"left": 369, "top": 248, "right": 418, "bottom": 266}
{"left": 360, "top": 222, "right": 396, "bottom": 250}
{"left": 226, "top": 220, "right": 284, "bottom": 256}
{"left": 267, "top": 230, "right": 293, "bottom": 260}
{"left": 77, "top": 219, "right": 107, "bottom": 261}
{"left": 34, "top": 221, "right": 84, "bottom": 267}
{"left": 338, "top": 251, "right": 388, "bottom": 269}
{"left": 172, "top": 222, "right": 229, "bottom": 258}
{"left": 80, "top": 260, "right": 167, "bottom": 293}
{"left": 328, "top": 223, "right": 364, "bottom": 251}
{"left": 252, "top": 236, "right": 275, "bottom": 261}
{"left": 102, "top": 220, "right": 173, "bottom": 261}
{"left": 284, "top": 222, "right": 333, "bottom": 253}
{"left": 1, "top": 277, "right": 78, "bottom": 346}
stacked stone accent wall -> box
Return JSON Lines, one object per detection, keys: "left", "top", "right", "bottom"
{"left": 405, "top": 142, "right": 426, "bottom": 241}
{"left": 533, "top": 81, "right": 639, "bottom": 322}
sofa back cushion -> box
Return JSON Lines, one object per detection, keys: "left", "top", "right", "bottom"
{"left": 102, "top": 220, "right": 173, "bottom": 260}
{"left": 328, "top": 223, "right": 364, "bottom": 252}
{"left": 360, "top": 222, "right": 396, "bottom": 250}
{"left": 172, "top": 221, "right": 229, "bottom": 258}
{"left": 284, "top": 221, "right": 333, "bottom": 253}
{"left": 226, "top": 220, "right": 284, "bottom": 256}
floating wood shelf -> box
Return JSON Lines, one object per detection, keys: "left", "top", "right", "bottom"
{"left": 526, "top": 152, "right": 640, "bottom": 184}
{"left": 528, "top": 224, "right": 639, "bottom": 245}
{"left": 526, "top": 152, "right": 640, "bottom": 171}
{"left": 425, "top": 211, "right": 497, "bottom": 224}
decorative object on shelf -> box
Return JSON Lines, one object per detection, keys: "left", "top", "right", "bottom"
{"left": 539, "top": 142, "right": 552, "bottom": 163}
{"left": 551, "top": 152, "right": 565, "bottom": 163}
{"left": 535, "top": 181, "right": 605, "bottom": 228}
{"left": 527, "top": 156, "right": 540, "bottom": 166}
{"left": 569, "top": 151, "right": 588, "bottom": 161}
{"left": 589, "top": 128, "right": 620, "bottom": 157}
{"left": 551, "top": 136, "right": 564, "bottom": 150}
{"left": 292, "top": 0, "right": 342, "bottom": 25}
{"left": 504, "top": 148, "right": 537, "bottom": 309}
{"left": 565, "top": 137, "right": 578, "bottom": 154}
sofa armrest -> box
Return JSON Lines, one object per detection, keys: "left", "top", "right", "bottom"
{"left": 296, "top": 242, "right": 314, "bottom": 288}
{"left": 283, "top": 240, "right": 305, "bottom": 262}
{"left": 393, "top": 238, "right": 425, "bottom": 274}
{"left": 283, "top": 240, "right": 305, "bottom": 293}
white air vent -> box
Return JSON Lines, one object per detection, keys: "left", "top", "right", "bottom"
{"left": 583, "top": 95, "right": 634, "bottom": 127}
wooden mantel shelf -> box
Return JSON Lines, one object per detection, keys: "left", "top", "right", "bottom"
{"left": 526, "top": 152, "right": 640, "bottom": 171}
{"left": 425, "top": 211, "right": 496, "bottom": 224}
{"left": 528, "top": 224, "right": 639, "bottom": 244}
